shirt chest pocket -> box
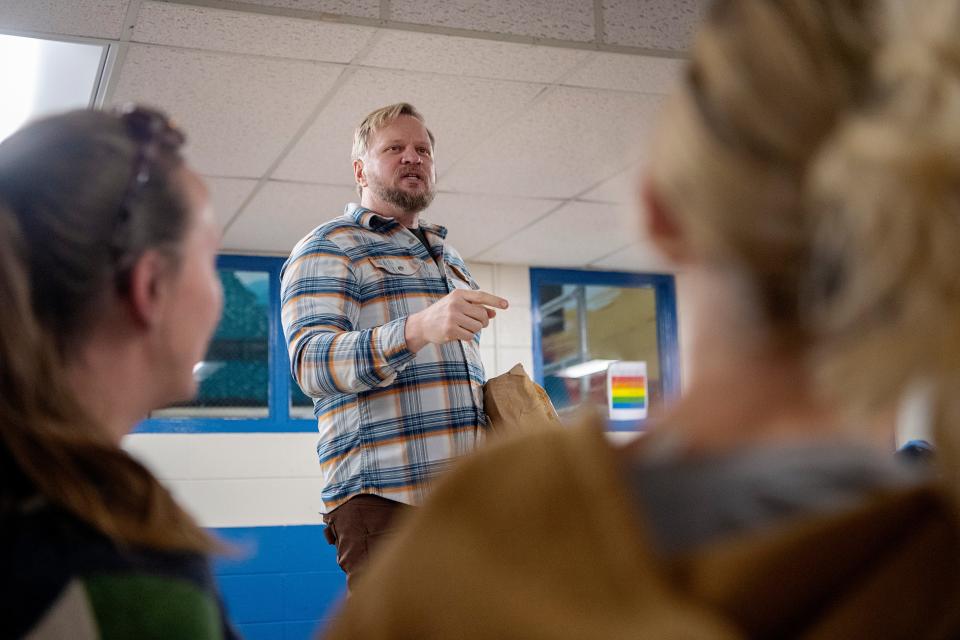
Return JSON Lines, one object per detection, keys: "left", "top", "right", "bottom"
{"left": 366, "top": 257, "right": 427, "bottom": 314}
{"left": 446, "top": 263, "right": 480, "bottom": 292}
{"left": 369, "top": 257, "right": 423, "bottom": 278}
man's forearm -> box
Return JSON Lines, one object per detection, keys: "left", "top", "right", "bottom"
{"left": 292, "top": 319, "right": 416, "bottom": 396}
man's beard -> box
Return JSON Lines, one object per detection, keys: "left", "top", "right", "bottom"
{"left": 368, "top": 176, "right": 435, "bottom": 214}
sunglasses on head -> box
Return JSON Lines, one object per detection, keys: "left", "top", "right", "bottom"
{"left": 110, "top": 105, "right": 187, "bottom": 283}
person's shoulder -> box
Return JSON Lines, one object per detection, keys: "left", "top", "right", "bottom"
{"left": 281, "top": 220, "right": 362, "bottom": 280}
{"left": 288, "top": 213, "right": 381, "bottom": 262}
{"left": 298, "top": 214, "right": 364, "bottom": 245}
{"left": 1, "top": 500, "right": 219, "bottom": 638}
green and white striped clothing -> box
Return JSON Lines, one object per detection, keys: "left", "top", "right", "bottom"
{"left": 2, "top": 496, "right": 237, "bottom": 639}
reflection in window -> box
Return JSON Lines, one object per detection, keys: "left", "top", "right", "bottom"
{"left": 540, "top": 284, "right": 662, "bottom": 420}
{"left": 152, "top": 270, "right": 270, "bottom": 418}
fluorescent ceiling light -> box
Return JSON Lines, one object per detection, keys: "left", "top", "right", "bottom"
{"left": 0, "top": 33, "right": 106, "bottom": 143}
{"left": 554, "top": 359, "right": 616, "bottom": 379}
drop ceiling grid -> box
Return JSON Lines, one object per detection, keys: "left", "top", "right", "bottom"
{"left": 475, "top": 200, "right": 639, "bottom": 266}
{"left": 601, "top": 0, "right": 708, "bottom": 51}
{"left": 135, "top": 0, "right": 703, "bottom": 55}
{"left": 387, "top": 0, "right": 597, "bottom": 43}
{"left": 0, "top": 0, "right": 687, "bottom": 270}
{"left": 440, "top": 86, "right": 665, "bottom": 199}
{"left": 223, "top": 182, "right": 359, "bottom": 252}
{"left": 133, "top": 1, "right": 379, "bottom": 62}
{"left": 354, "top": 28, "right": 593, "bottom": 85}
{"left": 579, "top": 166, "right": 641, "bottom": 204}
{"left": 562, "top": 50, "right": 685, "bottom": 94}
{"left": 425, "top": 192, "right": 564, "bottom": 260}
{"left": 80, "top": 1, "right": 682, "bottom": 195}
{"left": 108, "top": 43, "right": 347, "bottom": 176}
{"left": 204, "top": 177, "right": 261, "bottom": 227}
{"left": 272, "top": 66, "right": 548, "bottom": 186}
{"left": 0, "top": 0, "right": 131, "bottom": 40}
{"left": 589, "top": 242, "right": 669, "bottom": 272}
{"left": 231, "top": 0, "right": 381, "bottom": 21}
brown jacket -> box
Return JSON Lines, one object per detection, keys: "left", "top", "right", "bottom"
{"left": 324, "top": 422, "right": 960, "bottom": 639}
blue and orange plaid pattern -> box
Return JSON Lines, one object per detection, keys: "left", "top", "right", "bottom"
{"left": 281, "top": 204, "right": 487, "bottom": 513}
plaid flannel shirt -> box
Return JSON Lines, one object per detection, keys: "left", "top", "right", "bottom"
{"left": 281, "top": 204, "right": 487, "bottom": 513}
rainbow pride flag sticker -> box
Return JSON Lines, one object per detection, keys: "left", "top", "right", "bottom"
{"left": 607, "top": 361, "right": 648, "bottom": 421}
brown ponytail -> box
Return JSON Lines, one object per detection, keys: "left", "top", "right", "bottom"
{"left": 0, "top": 110, "right": 215, "bottom": 553}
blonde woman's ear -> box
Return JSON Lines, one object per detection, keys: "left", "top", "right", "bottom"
{"left": 641, "top": 178, "right": 691, "bottom": 264}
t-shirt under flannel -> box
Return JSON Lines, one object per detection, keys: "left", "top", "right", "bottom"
{"left": 280, "top": 204, "right": 487, "bottom": 513}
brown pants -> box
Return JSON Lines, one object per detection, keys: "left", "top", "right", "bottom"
{"left": 323, "top": 494, "right": 410, "bottom": 591}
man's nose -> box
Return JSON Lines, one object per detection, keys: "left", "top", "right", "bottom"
{"left": 400, "top": 147, "right": 422, "bottom": 163}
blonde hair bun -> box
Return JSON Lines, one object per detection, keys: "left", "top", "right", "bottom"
{"left": 805, "top": 0, "right": 960, "bottom": 410}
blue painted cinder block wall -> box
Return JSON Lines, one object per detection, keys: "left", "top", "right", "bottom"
{"left": 211, "top": 525, "right": 346, "bottom": 640}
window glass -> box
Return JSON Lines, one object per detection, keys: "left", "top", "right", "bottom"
{"left": 152, "top": 269, "right": 270, "bottom": 418}
{"left": 0, "top": 34, "right": 105, "bottom": 143}
{"left": 539, "top": 283, "right": 663, "bottom": 420}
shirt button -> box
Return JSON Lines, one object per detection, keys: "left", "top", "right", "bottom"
{"left": 398, "top": 266, "right": 405, "bottom": 272}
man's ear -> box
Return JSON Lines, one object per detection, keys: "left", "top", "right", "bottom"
{"left": 353, "top": 158, "right": 367, "bottom": 190}
{"left": 641, "top": 178, "right": 691, "bottom": 264}
{"left": 127, "top": 250, "right": 172, "bottom": 328}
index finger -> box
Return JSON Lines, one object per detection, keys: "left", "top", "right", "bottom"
{"left": 462, "top": 289, "right": 509, "bottom": 309}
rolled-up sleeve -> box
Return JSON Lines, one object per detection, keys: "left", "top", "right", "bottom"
{"left": 280, "top": 236, "right": 416, "bottom": 397}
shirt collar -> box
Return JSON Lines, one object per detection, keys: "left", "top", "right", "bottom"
{"left": 346, "top": 203, "right": 448, "bottom": 239}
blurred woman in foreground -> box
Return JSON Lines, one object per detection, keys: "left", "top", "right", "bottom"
{"left": 0, "top": 108, "right": 235, "bottom": 638}
{"left": 325, "top": 0, "right": 960, "bottom": 637}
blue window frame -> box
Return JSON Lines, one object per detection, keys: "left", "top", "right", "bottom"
{"left": 530, "top": 268, "right": 680, "bottom": 431}
{"left": 138, "top": 255, "right": 317, "bottom": 433}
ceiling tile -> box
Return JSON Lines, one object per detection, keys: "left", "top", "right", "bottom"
{"left": 425, "top": 192, "right": 560, "bottom": 260}
{"left": 580, "top": 167, "right": 641, "bottom": 204}
{"left": 562, "top": 52, "right": 684, "bottom": 94}
{"left": 476, "top": 201, "right": 639, "bottom": 267}
{"left": 589, "top": 242, "right": 671, "bottom": 272}
{"left": 0, "top": 0, "right": 128, "bottom": 39}
{"left": 442, "top": 86, "right": 664, "bottom": 199}
{"left": 223, "top": 181, "right": 358, "bottom": 253}
{"left": 390, "top": 0, "right": 595, "bottom": 42}
{"left": 110, "top": 44, "right": 345, "bottom": 176}
{"left": 134, "top": 2, "right": 376, "bottom": 62}
{"left": 274, "top": 67, "right": 544, "bottom": 185}
{"left": 602, "top": 0, "right": 708, "bottom": 51}
{"left": 203, "top": 177, "right": 259, "bottom": 227}
{"left": 358, "top": 29, "right": 590, "bottom": 84}
{"left": 230, "top": 0, "right": 380, "bottom": 20}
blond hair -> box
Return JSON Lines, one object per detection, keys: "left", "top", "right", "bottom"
{"left": 807, "top": 0, "right": 960, "bottom": 416}
{"left": 651, "top": 0, "right": 960, "bottom": 423}
{"left": 352, "top": 102, "right": 435, "bottom": 197}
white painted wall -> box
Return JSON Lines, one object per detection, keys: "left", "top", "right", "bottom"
{"left": 123, "top": 433, "right": 324, "bottom": 527}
